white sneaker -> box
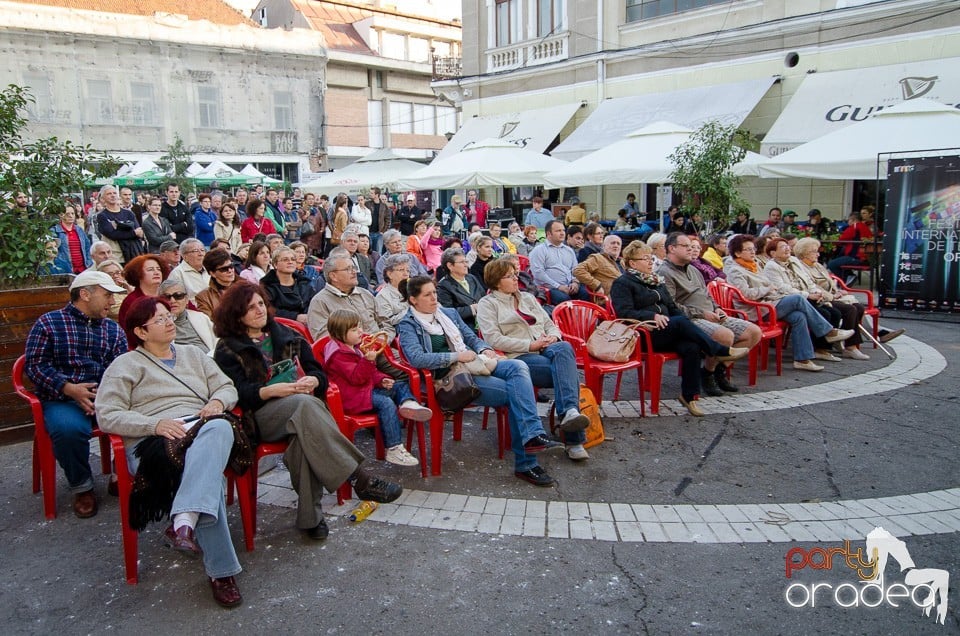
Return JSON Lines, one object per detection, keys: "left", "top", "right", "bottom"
{"left": 385, "top": 444, "right": 419, "bottom": 466}
{"left": 560, "top": 408, "right": 590, "bottom": 433}
{"left": 793, "top": 360, "right": 824, "bottom": 372}
{"left": 842, "top": 347, "right": 870, "bottom": 360}
{"left": 824, "top": 328, "right": 855, "bottom": 343}
{"left": 814, "top": 350, "right": 841, "bottom": 362}
{"left": 398, "top": 400, "right": 433, "bottom": 422}
{"left": 565, "top": 444, "right": 590, "bottom": 461}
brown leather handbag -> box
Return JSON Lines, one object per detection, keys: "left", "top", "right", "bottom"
{"left": 586, "top": 319, "right": 650, "bottom": 362}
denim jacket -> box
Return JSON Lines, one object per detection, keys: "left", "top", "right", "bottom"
{"left": 396, "top": 308, "right": 491, "bottom": 372}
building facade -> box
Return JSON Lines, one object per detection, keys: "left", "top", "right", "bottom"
{"left": 253, "top": 0, "right": 462, "bottom": 176}
{"left": 438, "top": 0, "right": 960, "bottom": 220}
{"left": 0, "top": 0, "right": 327, "bottom": 183}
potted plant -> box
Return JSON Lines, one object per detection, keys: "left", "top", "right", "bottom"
{"left": 0, "top": 84, "right": 117, "bottom": 441}
{"left": 668, "top": 120, "right": 756, "bottom": 233}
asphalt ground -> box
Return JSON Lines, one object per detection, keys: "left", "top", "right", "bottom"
{"left": 1, "top": 317, "right": 957, "bottom": 635}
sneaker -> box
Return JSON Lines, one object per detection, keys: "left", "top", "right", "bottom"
{"left": 565, "top": 444, "right": 590, "bottom": 461}
{"left": 824, "top": 328, "right": 855, "bottom": 343}
{"left": 559, "top": 408, "right": 589, "bottom": 433}
{"left": 385, "top": 444, "right": 419, "bottom": 467}
{"left": 514, "top": 465, "right": 555, "bottom": 487}
{"left": 398, "top": 400, "right": 433, "bottom": 422}
{"left": 814, "top": 350, "right": 842, "bottom": 362}
{"left": 353, "top": 469, "right": 403, "bottom": 503}
{"left": 523, "top": 434, "right": 564, "bottom": 454}
{"left": 842, "top": 347, "right": 870, "bottom": 360}
{"left": 793, "top": 360, "right": 824, "bottom": 372}
{"left": 878, "top": 328, "right": 905, "bottom": 343}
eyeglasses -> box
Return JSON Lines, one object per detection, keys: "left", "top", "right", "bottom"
{"left": 505, "top": 273, "right": 520, "bottom": 280}
{"left": 276, "top": 257, "right": 296, "bottom": 263}
{"left": 162, "top": 292, "right": 188, "bottom": 301}
{"left": 632, "top": 256, "right": 654, "bottom": 262}
{"left": 143, "top": 313, "right": 175, "bottom": 327}
{"left": 184, "top": 248, "right": 204, "bottom": 255}
{"left": 214, "top": 265, "right": 235, "bottom": 273}
{"left": 332, "top": 266, "right": 358, "bottom": 273}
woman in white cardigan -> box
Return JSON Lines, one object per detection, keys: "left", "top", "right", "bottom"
{"left": 159, "top": 278, "right": 218, "bottom": 353}
{"left": 96, "top": 296, "right": 243, "bottom": 608}
{"left": 476, "top": 258, "right": 590, "bottom": 461}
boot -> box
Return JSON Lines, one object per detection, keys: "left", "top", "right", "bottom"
{"left": 701, "top": 368, "right": 724, "bottom": 397}
{"left": 715, "top": 365, "right": 739, "bottom": 393}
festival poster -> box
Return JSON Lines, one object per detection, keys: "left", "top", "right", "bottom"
{"left": 881, "top": 155, "right": 960, "bottom": 312}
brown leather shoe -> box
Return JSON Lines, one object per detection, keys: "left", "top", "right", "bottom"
{"left": 73, "top": 489, "right": 98, "bottom": 518}
{"left": 164, "top": 525, "right": 201, "bottom": 558}
{"left": 210, "top": 576, "right": 243, "bottom": 608}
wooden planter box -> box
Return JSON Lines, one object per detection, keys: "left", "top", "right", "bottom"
{"left": 0, "top": 281, "right": 71, "bottom": 444}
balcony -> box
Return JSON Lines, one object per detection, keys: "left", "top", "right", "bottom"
{"left": 432, "top": 54, "right": 462, "bottom": 80}
{"left": 486, "top": 32, "right": 568, "bottom": 73}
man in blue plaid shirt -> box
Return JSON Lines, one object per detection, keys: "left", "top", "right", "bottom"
{"left": 24, "top": 270, "right": 127, "bottom": 518}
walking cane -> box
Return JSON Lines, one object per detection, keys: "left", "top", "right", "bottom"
{"left": 860, "top": 324, "right": 894, "bottom": 359}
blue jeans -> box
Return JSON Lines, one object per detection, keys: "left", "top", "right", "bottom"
{"left": 546, "top": 285, "right": 589, "bottom": 305}
{"left": 369, "top": 232, "right": 382, "bottom": 254}
{"left": 473, "top": 359, "right": 546, "bottom": 472}
{"left": 129, "top": 419, "right": 242, "bottom": 579}
{"left": 517, "top": 342, "right": 585, "bottom": 445}
{"left": 371, "top": 380, "right": 416, "bottom": 448}
{"left": 41, "top": 401, "right": 94, "bottom": 493}
{"left": 774, "top": 294, "right": 833, "bottom": 362}
{"left": 826, "top": 255, "right": 864, "bottom": 278}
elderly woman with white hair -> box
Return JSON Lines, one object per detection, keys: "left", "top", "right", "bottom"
{"left": 791, "top": 237, "right": 871, "bottom": 360}
{"left": 375, "top": 253, "right": 412, "bottom": 326}
{"left": 646, "top": 232, "right": 668, "bottom": 269}
{"left": 375, "top": 229, "right": 429, "bottom": 282}
{"left": 159, "top": 278, "right": 218, "bottom": 353}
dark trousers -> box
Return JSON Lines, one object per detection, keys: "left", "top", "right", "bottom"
{"left": 648, "top": 315, "right": 726, "bottom": 401}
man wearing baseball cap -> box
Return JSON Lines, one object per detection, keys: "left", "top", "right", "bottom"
{"left": 806, "top": 208, "right": 832, "bottom": 240}
{"left": 396, "top": 193, "right": 423, "bottom": 237}
{"left": 24, "top": 270, "right": 128, "bottom": 518}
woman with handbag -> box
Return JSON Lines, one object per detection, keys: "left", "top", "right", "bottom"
{"left": 611, "top": 241, "right": 750, "bottom": 417}
{"left": 477, "top": 260, "right": 591, "bottom": 461}
{"left": 212, "top": 282, "right": 403, "bottom": 542}
{"left": 397, "top": 276, "right": 564, "bottom": 487}
{"left": 95, "top": 297, "right": 245, "bottom": 608}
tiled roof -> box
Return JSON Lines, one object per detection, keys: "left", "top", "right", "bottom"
{"left": 293, "top": 0, "right": 373, "bottom": 54}
{"left": 16, "top": 0, "right": 255, "bottom": 26}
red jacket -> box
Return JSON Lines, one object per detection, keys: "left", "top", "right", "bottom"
{"left": 241, "top": 216, "right": 277, "bottom": 244}
{"left": 322, "top": 339, "right": 388, "bottom": 414}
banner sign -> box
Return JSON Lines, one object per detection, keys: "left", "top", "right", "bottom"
{"left": 881, "top": 155, "right": 960, "bottom": 312}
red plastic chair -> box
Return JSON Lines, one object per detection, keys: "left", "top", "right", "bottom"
{"left": 707, "top": 280, "right": 783, "bottom": 385}
{"left": 12, "top": 355, "right": 112, "bottom": 520}
{"left": 275, "top": 316, "right": 314, "bottom": 342}
{"left": 551, "top": 301, "right": 645, "bottom": 412}
{"left": 517, "top": 254, "right": 530, "bottom": 272}
{"left": 830, "top": 274, "right": 880, "bottom": 348}
{"left": 395, "top": 339, "right": 509, "bottom": 476}
{"left": 586, "top": 288, "right": 610, "bottom": 308}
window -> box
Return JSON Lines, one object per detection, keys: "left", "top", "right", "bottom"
{"left": 381, "top": 31, "right": 406, "bottom": 60}
{"left": 23, "top": 73, "right": 53, "bottom": 121}
{"left": 274, "top": 91, "right": 294, "bottom": 130}
{"left": 496, "top": 0, "right": 520, "bottom": 47}
{"left": 437, "top": 106, "right": 457, "bottom": 137}
{"left": 86, "top": 79, "right": 113, "bottom": 124}
{"left": 433, "top": 40, "right": 451, "bottom": 57}
{"left": 413, "top": 104, "right": 435, "bottom": 135}
{"left": 408, "top": 37, "right": 430, "bottom": 63}
{"left": 130, "top": 82, "right": 157, "bottom": 126}
{"left": 197, "top": 85, "right": 220, "bottom": 128}
{"left": 626, "top": 0, "right": 735, "bottom": 22}
{"left": 538, "top": 0, "right": 565, "bottom": 37}
{"left": 368, "top": 100, "right": 383, "bottom": 148}
{"left": 389, "top": 101, "right": 413, "bottom": 134}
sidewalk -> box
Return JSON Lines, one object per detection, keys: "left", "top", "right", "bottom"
{"left": 1, "top": 318, "right": 956, "bottom": 634}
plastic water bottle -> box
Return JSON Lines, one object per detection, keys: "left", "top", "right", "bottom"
{"left": 349, "top": 500, "right": 379, "bottom": 522}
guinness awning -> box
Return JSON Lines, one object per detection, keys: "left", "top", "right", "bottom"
{"left": 435, "top": 102, "right": 581, "bottom": 160}
{"left": 761, "top": 57, "right": 960, "bottom": 157}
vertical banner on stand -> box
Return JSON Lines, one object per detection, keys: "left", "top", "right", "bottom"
{"left": 881, "top": 155, "right": 960, "bottom": 312}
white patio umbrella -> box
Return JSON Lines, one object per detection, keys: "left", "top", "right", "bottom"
{"left": 240, "top": 164, "right": 284, "bottom": 185}
{"left": 396, "top": 138, "right": 568, "bottom": 189}
{"left": 301, "top": 148, "right": 425, "bottom": 194}
{"left": 758, "top": 99, "right": 960, "bottom": 180}
{"left": 542, "top": 121, "right": 764, "bottom": 187}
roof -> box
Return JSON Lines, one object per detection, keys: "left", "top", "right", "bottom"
{"left": 17, "top": 0, "right": 255, "bottom": 26}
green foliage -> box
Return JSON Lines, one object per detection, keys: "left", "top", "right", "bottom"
{"left": 159, "top": 134, "right": 194, "bottom": 191}
{"left": 668, "top": 121, "right": 754, "bottom": 228}
{"left": 0, "top": 84, "right": 118, "bottom": 286}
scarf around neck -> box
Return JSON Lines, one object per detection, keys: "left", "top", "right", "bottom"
{"left": 628, "top": 268, "right": 661, "bottom": 286}
{"left": 735, "top": 257, "right": 759, "bottom": 273}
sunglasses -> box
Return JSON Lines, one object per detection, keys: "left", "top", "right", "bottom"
{"left": 214, "top": 265, "right": 235, "bottom": 273}
{"left": 162, "top": 292, "right": 188, "bottom": 301}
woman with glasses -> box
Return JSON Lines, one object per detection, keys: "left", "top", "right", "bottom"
{"left": 196, "top": 249, "right": 238, "bottom": 318}
{"left": 436, "top": 247, "right": 484, "bottom": 332}
{"left": 375, "top": 253, "right": 411, "bottom": 326}
{"left": 723, "top": 234, "right": 853, "bottom": 373}
{"left": 611, "top": 241, "right": 749, "bottom": 416}
{"left": 259, "top": 246, "right": 316, "bottom": 326}
{"left": 117, "top": 254, "right": 168, "bottom": 330}
{"left": 159, "top": 279, "right": 217, "bottom": 353}
{"left": 96, "top": 296, "right": 244, "bottom": 608}
{"left": 578, "top": 222, "right": 606, "bottom": 263}
{"left": 476, "top": 260, "right": 591, "bottom": 460}
{"left": 95, "top": 259, "right": 133, "bottom": 321}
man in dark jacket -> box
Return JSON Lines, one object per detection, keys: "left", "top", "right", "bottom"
{"left": 396, "top": 194, "right": 422, "bottom": 236}
{"left": 160, "top": 183, "right": 194, "bottom": 244}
